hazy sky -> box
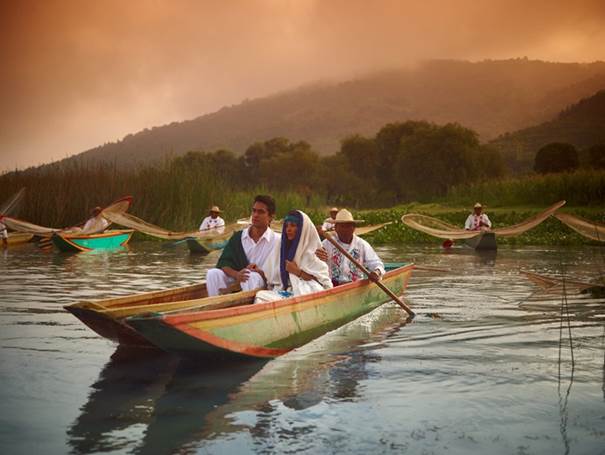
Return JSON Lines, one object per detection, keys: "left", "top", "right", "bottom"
{"left": 1, "top": 0, "right": 604, "bottom": 172}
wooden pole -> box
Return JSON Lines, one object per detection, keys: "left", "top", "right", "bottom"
{"left": 324, "top": 232, "right": 415, "bottom": 318}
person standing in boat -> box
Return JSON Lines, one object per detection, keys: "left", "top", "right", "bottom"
{"left": 206, "top": 195, "right": 279, "bottom": 296}
{"left": 199, "top": 206, "right": 225, "bottom": 233}
{"left": 464, "top": 202, "right": 492, "bottom": 231}
{"left": 320, "top": 207, "right": 339, "bottom": 233}
{"left": 316, "top": 209, "right": 385, "bottom": 286}
{"left": 255, "top": 210, "right": 332, "bottom": 303}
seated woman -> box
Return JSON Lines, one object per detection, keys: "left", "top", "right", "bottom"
{"left": 255, "top": 210, "right": 332, "bottom": 303}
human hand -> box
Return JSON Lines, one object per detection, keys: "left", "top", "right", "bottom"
{"left": 368, "top": 271, "right": 381, "bottom": 283}
{"left": 285, "top": 260, "right": 300, "bottom": 275}
{"left": 236, "top": 268, "right": 251, "bottom": 283}
{"left": 315, "top": 247, "right": 328, "bottom": 262}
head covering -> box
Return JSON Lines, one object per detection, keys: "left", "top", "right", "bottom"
{"left": 333, "top": 209, "right": 365, "bottom": 224}
{"left": 210, "top": 206, "right": 221, "bottom": 213}
{"left": 262, "top": 210, "right": 332, "bottom": 293}
{"left": 280, "top": 212, "right": 303, "bottom": 288}
{"left": 474, "top": 203, "right": 482, "bottom": 208}
{"left": 330, "top": 207, "right": 338, "bottom": 213}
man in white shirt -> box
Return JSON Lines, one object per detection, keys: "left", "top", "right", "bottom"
{"left": 206, "top": 195, "right": 279, "bottom": 296}
{"left": 320, "top": 207, "right": 339, "bottom": 233}
{"left": 199, "top": 206, "right": 226, "bottom": 232}
{"left": 464, "top": 203, "right": 492, "bottom": 231}
{"left": 81, "top": 207, "right": 110, "bottom": 234}
{"left": 316, "top": 209, "right": 385, "bottom": 286}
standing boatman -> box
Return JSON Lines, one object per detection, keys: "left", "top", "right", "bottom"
{"left": 464, "top": 203, "right": 492, "bottom": 231}
{"left": 199, "top": 206, "right": 226, "bottom": 232}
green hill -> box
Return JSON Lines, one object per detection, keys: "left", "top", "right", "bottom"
{"left": 26, "top": 59, "right": 605, "bottom": 169}
{"left": 490, "top": 90, "right": 605, "bottom": 172}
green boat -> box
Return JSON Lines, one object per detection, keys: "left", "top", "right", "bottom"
{"left": 52, "top": 229, "right": 134, "bottom": 252}
{"left": 126, "top": 264, "right": 414, "bottom": 359}
{"left": 185, "top": 237, "right": 229, "bottom": 255}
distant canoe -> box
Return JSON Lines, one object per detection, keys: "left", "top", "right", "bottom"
{"left": 52, "top": 229, "right": 134, "bottom": 252}
{"left": 6, "top": 232, "right": 34, "bottom": 246}
{"left": 185, "top": 237, "right": 229, "bottom": 255}
{"left": 126, "top": 264, "right": 414, "bottom": 359}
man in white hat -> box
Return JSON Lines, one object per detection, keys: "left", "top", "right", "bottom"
{"left": 199, "top": 205, "right": 225, "bottom": 232}
{"left": 464, "top": 203, "right": 492, "bottom": 231}
{"left": 316, "top": 209, "right": 385, "bottom": 286}
{"left": 320, "top": 207, "right": 339, "bottom": 233}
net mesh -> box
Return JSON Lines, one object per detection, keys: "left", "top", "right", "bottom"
{"left": 401, "top": 200, "right": 566, "bottom": 240}
{"left": 0, "top": 196, "right": 132, "bottom": 236}
{"left": 555, "top": 213, "right": 605, "bottom": 242}
{"left": 103, "top": 211, "right": 244, "bottom": 241}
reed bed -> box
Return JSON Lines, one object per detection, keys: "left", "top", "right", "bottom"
{"left": 445, "top": 169, "right": 605, "bottom": 207}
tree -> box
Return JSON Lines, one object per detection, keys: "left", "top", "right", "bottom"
{"left": 534, "top": 143, "right": 579, "bottom": 174}
{"left": 587, "top": 144, "right": 605, "bottom": 169}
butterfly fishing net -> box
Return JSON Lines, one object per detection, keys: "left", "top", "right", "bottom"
{"left": 401, "top": 200, "right": 566, "bottom": 239}
{"left": 554, "top": 213, "right": 605, "bottom": 242}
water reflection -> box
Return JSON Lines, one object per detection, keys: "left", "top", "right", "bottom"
{"left": 67, "top": 348, "right": 179, "bottom": 454}
{"left": 136, "top": 359, "right": 267, "bottom": 454}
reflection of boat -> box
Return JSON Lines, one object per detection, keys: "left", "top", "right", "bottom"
{"left": 52, "top": 229, "right": 134, "bottom": 252}
{"left": 137, "top": 359, "right": 267, "bottom": 454}
{"left": 6, "top": 232, "right": 33, "bottom": 246}
{"left": 127, "top": 264, "right": 413, "bottom": 359}
{"left": 67, "top": 347, "right": 179, "bottom": 455}
{"left": 464, "top": 231, "right": 497, "bottom": 250}
{"left": 64, "top": 282, "right": 243, "bottom": 347}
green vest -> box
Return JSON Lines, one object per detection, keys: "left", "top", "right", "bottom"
{"left": 216, "top": 230, "right": 248, "bottom": 271}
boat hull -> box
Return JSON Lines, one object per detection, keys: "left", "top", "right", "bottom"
{"left": 6, "top": 232, "right": 33, "bottom": 246}
{"left": 464, "top": 231, "right": 497, "bottom": 250}
{"left": 52, "top": 229, "right": 134, "bottom": 252}
{"left": 127, "top": 265, "right": 414, "bottom": 359}
{"left": 64, "top": 283, "right": 210, "bottom": 347}
{"left": 185, "top": 237, "right": 228, "bottom": 255}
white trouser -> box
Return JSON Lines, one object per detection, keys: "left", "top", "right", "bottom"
{"left": 206, "top": 268, "right": 265, "bottom": 296}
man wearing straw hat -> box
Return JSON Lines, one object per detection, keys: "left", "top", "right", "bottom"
{"left": 464, "top": 202, "right": 492, "bottom": 231}
{"left": 317, "top": 209, "right": 385, "bottom": 286}
{"left": 199, "top": 206, "right": 225, "bottom": 232}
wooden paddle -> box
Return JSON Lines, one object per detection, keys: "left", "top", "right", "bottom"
{"left": 323, "top": 232, "right": 415, "bottom": 318}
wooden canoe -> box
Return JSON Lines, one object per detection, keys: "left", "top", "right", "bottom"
{"left": 464, "top": 231, "right": 497, "bottom": 250}
{"left": 52, "top": 229, "right": 135, "bottom": 252}
{"left": 63, "top": 282, "right": 252, "bottom": 347}
{"left": 185, "top": 237, "right": 229, "bottom": 255}
{"left": 6, "top": 232, "right": 34, "bottom": 246}
{"left": 126, "top": 264, "right": 414, "bottom": 359}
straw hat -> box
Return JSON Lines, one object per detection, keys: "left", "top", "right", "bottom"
{"left": 329, "top": 207, "right": 339, "bottom": 213}
{"left": 333, "top": 209, "right": 365, "bottom": 224}
{"left": 209, "top": 206, "right": 221, "bottom": 213}
{"left": 473, "top": 202, "right": 482, "bottom": 208}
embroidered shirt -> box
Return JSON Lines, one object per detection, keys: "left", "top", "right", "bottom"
{"left": 464, "top": 213, "right": 492, "bottom": 230}
{"left": 322, "top": 234, "right": 385, "bottom": 284}
{"left": 199, "top": 216, "right": 225, "bottom": 231}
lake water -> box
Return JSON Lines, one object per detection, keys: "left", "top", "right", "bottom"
{"left": 1, "top": 242, "right": 604, "bottom": 454}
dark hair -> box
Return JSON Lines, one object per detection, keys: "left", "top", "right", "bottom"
{"left": 254, "top": 194, "right": 276, "bottom": 215}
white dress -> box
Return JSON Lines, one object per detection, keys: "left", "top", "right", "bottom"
{"left": 255, "top": 211, "right": 332, "bottom": 303}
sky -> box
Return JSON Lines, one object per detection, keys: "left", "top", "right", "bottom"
{"left": 1, "top": 0, "right": 605, "bottom": 172}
